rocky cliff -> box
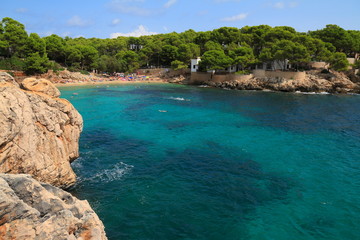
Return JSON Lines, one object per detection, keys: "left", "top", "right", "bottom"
{"left": 0, "top": 73, "right": 83, "bottom": 188}
{"left": 193, "top": 70, "right": 360, "bottom": 93}
{"left": 0, "top": 174, "right": 107, "bottom": 240}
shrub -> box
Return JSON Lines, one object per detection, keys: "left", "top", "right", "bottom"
{"left": 0, "top": 56, "right": 25, "bottom": 70}
{"left": 80, "top": 70, "right": 90, "bottom": 75}
{"left": 24, "top": 53, "right": 49, "bottom": 75}
{"left": 235, "top": 70, "right": 251, "bottom": 75}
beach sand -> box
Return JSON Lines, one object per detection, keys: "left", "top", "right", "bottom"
{"left": 55, "top": 79, "right": 167, "bottom": 87}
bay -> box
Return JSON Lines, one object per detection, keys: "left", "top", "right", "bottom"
{"left": 59, "top": 84, "right": 360, "bottom": 240}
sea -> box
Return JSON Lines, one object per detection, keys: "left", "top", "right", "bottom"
{"left": 59, "top": 83, "right": 360, "bottom": 240}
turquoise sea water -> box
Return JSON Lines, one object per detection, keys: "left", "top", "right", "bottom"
{"left": 60, "top": 84, "right": 360, "bottom": 240}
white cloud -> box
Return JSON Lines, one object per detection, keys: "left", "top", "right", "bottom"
{"left": 16, "top": 8, "right": 28, "bottom": 13}
{"left": 164, "top": 0, "right": 177, "bottom": 8}
{"left": 111, "top": 18, "right": 121, "bottom": 26}
{"left": 289, "top": 1, "right": 299, "bottom": 8}
{"left": 215, "top": 0, "right": 241, "bottom": 2}
{"left": 67, "top": 15, "right": 91, "bottom": 27}
{"left": 110, "top": 25, "right": 158, "bottom": 38}
{"left": 268, "top": 1, "right": 299, "bottom": 9}
{"left": 274, "top": 2, "right": 285, "bottom": 9}
{"left": 108, "top": 0, "right": 153, "bottom": 16}
{"left": 221, "top": 13, "right": 248, "bottom": 21}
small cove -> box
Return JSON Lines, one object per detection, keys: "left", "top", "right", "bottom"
{"left": 60, "top": 84, "right": 360, "bottom": 240}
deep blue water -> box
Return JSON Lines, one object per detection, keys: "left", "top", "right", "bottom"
{"left": 60, "top": 84, "right": 360, "bottom": 240}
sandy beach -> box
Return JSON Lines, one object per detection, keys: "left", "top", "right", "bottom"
{"left": 55, "top": 79, "right": 168, "bottom": 87}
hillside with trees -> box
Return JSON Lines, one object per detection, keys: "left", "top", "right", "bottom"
{"left": 0, "top": 17, "right": 359, "bottom": 75}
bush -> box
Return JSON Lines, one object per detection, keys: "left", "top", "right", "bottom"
{"left": 171, "top": 60, "right": 187, "bottom": 70}
{"left": 0, "top": 56, "right": 25, "bottom": 70}
{"left": 68, "top": 63, "right": 81, "bottom": 72}
{"left": 24, "top": 53, "right": 50, "bottom": 75}
{"left": 80, "top": 70, "right": 90, "bottom": 75}
{"left": 235, "top": 70, "right": 251, "bottom": 75}
{"left": 330, "top": 52, "right": 349, "bottom": 71}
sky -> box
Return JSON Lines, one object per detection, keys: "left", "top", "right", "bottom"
{"left": 1, "top": 0, "right": 359, "bottom": 39}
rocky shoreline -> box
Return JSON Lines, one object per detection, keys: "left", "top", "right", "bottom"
{"left": 187, "top": 70, "right": 360, "bottom": 94}
{"left": 0, "top": 72, "right": 107, "bottom": 239}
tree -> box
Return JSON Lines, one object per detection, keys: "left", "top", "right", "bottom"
{"left": 96, "top": 55, "right": 121, "bottom": 73}
{"left": 204, "top": 41, "right": 223, "bottom": 51}
{"left": 24, "top": 33, "right": 46, "bottom": 57}
{"left": 271, "top": 40, "right": 310, "bottom": 70}
{"left": 171, "top": 60, "right": 187, "bottom": 70}
{"left": 0, "top": 17, "right": 28, "bottom": 57}
{"left": 159, "top": 45, "right": 178, "bottom": 66}
{"left": 329, "top": 52, "right": 349, "bottom": 71}
{"left": 116, "top": 50, "right": 140, "bottom": 73}
{"left": 240, "top": 25, "right": 272, "bottom": 56}
{"left": 78, "top": 45, "right": 98, "bottom": 70}
{"left": 178, "top": 43, "right": 200, "bottom": 63}
{"left": 24, "top": 52, "right": 50, "bottom": 74}
{"left": 64, "top": 45, "right": 82, "bottom": 68}
{"left": 231, "top": 46, "right": 256, "bottom": 70}
{"left": 259, "top": 48, "right": 273, "bottom": 67}
{"left": 210, "top": 27, "right": 241, "bottom": 45}
{"left": 44, "top": 34, "right": 65, "bottom": 62}
{"left": 264, "top": 27, "right": 295, "bottom": 43}
{"left": 310, "top": 25, "right": 354, "bottom": 55}
{"left": 199, "top": 50, "right": 232, "bottom": 71}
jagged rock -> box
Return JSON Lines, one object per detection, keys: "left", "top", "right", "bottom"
{"left": 205, "top": 70, "right": 360, "bottom": 93}
{"left": 0, "top": 73, "right": 83, "bottom": 188}
{"left": 21, "top": 78, "right": 61, "bottom": 97}
{"left": 0, "top": 174, "right": 107, "bottom": 240}
{"left": 0, "top": 72, "right": 19, "bottom": 87}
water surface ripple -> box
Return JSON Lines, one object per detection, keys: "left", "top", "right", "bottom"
{"left": 60, "top": 84, "right": 360, "bottom": 240}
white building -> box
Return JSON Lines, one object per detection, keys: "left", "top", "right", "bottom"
{"left": 191, "top": 57, "right": 201, "bottom": 72}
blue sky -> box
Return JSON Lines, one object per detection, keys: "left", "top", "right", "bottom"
{"left": 1, "top": 0, "right": 359, "bottom": 38}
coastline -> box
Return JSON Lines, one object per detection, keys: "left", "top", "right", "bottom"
{"left": 55, "top": 79, "right": 168, "bottom": 87}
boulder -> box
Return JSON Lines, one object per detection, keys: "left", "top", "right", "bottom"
{"left": 0, "top": 174, "right": 107, "bottom": 240}
{"left": 0, "top": 73, "right": 83, "bottom": 188}
{"left": 21, "top": 77, "right": 61, "bottom": 98}
{"left": 0, "top": 72, "right": 19, "bottom": 87}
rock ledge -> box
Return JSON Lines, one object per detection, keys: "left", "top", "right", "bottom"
{"left": 0, "top": 174, "right": 107, "bottom": 240}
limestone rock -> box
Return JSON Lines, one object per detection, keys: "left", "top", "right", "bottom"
{"left": 0, "top": 72, "right": 19, "bottom": 87}
{"left": 0, "top": 174, "right": 107, "bottom": 240}
{"left": 21, "top": 77, "right": 61, "bottom": 97}
{"left": 0, "top": 73, "right": 83, "bottom": 188}
{"left": 206, "top": 70, "right": 360, "bottom": 93}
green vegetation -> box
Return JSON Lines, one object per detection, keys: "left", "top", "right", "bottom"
{"left": 1, "top": 17, "right": 360, "bottom": 75}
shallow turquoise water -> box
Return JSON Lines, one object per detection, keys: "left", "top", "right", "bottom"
{"left": 60, "top": 84, "right": 360, "bottom": 240}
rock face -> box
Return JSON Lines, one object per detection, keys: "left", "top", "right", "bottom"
{"left": 0, "top": 72, "right": 19, "bottom": 87}
{"left": 0, "top": 174, "right": 107, "bottom": 240}
{"left": 197, "top": 70, "right": 360, "bottom": 93}
{"left": 21, "top": 77, "right": 61, "bottom": 98}
{"left": 0, "top": 75, "right": 83, "bottom": 188}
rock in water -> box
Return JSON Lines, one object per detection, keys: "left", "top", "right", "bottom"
{"left": 0, "top": 174, "right": 107, "bottom": 240}
{"left": 0, "top": 75, "right": 83, "bottom": 188}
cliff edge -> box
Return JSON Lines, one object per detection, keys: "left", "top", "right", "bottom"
{"left": 0, "top": 73, "right": 83, "bottom": 188}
